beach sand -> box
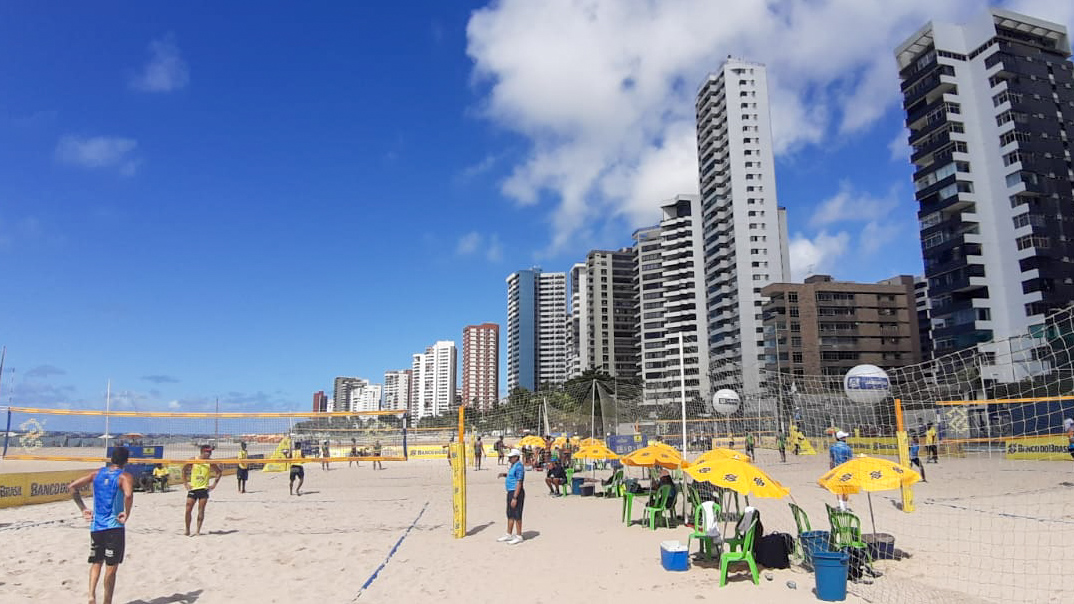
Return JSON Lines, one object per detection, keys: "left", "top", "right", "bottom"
{"left": 1, "top": 450, "right": 1071, "bottom": 603}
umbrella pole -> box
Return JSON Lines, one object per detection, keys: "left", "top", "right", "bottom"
{"left": 868, "top": 492, "right": 877, "bottom": 535}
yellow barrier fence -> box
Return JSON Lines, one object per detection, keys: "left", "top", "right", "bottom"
{"left": 0, "top": 469, "right": 93, "bottom": 509}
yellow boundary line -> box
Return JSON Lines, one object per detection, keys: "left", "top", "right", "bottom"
{"left": 0, "top": 455, "right": 408, "bottom": 464}
{"left": 6, "top": 407, "right": 406, "bottom": 418}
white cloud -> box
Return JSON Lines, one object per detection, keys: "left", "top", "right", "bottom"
{"left": 130, "top": 34, "right": 190, "bottom": 93}
{"left": 456, "top": 231, "right": 504, "bottom": 262}
{"left": 788, "top": 231, "right": 851, "bottom": 281}
{"left": 55, "top": 136, "right": 140, "bottom": 174}
{"left": 457, "top": 231, "right": 483, "bottom": 255}
{"left": 888, "top": 127, "right": 911, "bottom": 162}
{"left": 809, "top": 181, "right": 899, "bottom": 228}
{"left": 466, "top": 0, "right": 985, "bottom": 255}
{"left": 859, "top": 219, "right": 905, "bottom": 256}
{"left": 168, "top": 400, "right": 181, "bottom": 410}
{"left": 486, "top": 234, "right": 504, "bottom": 262}
{"left": 459, "top": 154, "right": 499, "bottom": 181}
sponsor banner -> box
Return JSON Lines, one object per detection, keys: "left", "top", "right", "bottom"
{"left": 0, "top": 469, "right": 94, "bottom": 509}
{"left": 1005, "top": 436, "right": 1072, "bottom": 461}
{"left": 847, "top": 437, "right": 900, "bottom": 456}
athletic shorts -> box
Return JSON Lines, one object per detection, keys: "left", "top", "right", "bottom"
{"left": 187, "top": 488, "right": 209, "bottom": 500}
{"left": 290, "top": 466, "right": 304, "bottom": 479}
{"left": 237, "top": 468, "right": 249, "bottom": 481}
{"left": 506, "top": 489, "right": 525, "bottom": 521}
{"left": 88, "top": 528, "right": 125, "bottom": 565}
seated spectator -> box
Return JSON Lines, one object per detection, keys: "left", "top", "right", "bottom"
{"left": 151, "top": 463, "right": 169, "bottom": 492}
{"left": 658, "top": 469, "right": 678, "bottom": 511}
{"left": 545, "top": 459, "right": 568, "bottom": 496}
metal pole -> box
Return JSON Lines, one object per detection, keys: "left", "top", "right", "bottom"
{"left": 679, "top": 332, "right": 687, "bottom": 454}
{"left": 775, "top": 328, "right": 784, "bottom": 434}
{"left": 402, "top": 413, "right": 409, "bottom": 460}
{"left": 590, "top": 379, "right": 597, "bottom": 439}
{"left": 104, "top": 380, "right": 111, "bottom": 454}
{"left": 2, "top": 407, "right": 11, "bottom": 458}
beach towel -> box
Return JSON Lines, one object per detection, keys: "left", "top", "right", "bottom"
{"left": 700, "top": 500, "right": 723, "bottom": 542}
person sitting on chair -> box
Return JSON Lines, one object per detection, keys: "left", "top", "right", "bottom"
{"left": 152, "top": 464, "right": 169, "bottom": 493}
{"left": 545, "top": 459, "right": 567, "bottom": 496}
{"left": 658, "top": 469, "right": 678, "bottom": 512}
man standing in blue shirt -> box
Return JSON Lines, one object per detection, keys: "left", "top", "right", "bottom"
{"left": 68, "top": 445, "right": 134, "bottom": 604}
{"left": 829, "top": 431, "right": 853, "bottom": 511}
{"left": 496, "top": 448, "right": 525, "bottom": 545}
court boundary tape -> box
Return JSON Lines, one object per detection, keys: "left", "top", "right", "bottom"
{"left": 353, "top": 500, "right": 429, "bottom": 601}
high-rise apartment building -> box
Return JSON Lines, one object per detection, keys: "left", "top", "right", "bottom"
{"left": 506, "top": 268, "right": 568, "bottom": 391}
{"left": 696, "top": 59, "right": 790, "bottom": 396}
{"left": 332, "top": 376, "right": 364, "bottom": 413}
{"left": 914, "top": 276, "right": 933, "bottom": 361}
{"left": 312, "top": 390, "right": 328, "bottom": 413}
{"left": 383, "top": 369, "right": 412, "bottom": 412}
{"left": 462, "top": 323, "right": 499, "bottom": 409}
{"left": 634, "top": 195, "right": 711, "bottom": 406}
{"left": 761, "top": 275, "right": 923, "bottom": 380}
{"left": 568, "top": 250, "right": 639, "bottom": 378}
{"left": 348, "top": 380, "right": 383, "bottom": 413}
{"left": 896, "top": 9, "right": 1074, "bottom": 356}
{"left": 410, "top": 341, "right": 457, "bottom": 421}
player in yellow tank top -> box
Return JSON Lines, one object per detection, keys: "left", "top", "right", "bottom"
{"left": 237, "top": 441, "right": 250, "bottom": 494}
{"left": 182, "top": 445, "right": 221, "bottom": 536}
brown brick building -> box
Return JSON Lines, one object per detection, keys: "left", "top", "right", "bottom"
{"left": 761, "top": 275, "right": 923, "bottom": 380}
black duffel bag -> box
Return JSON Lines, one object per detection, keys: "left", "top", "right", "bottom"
{"left": 754, "top": 532, "right": 793, "bottom": 569}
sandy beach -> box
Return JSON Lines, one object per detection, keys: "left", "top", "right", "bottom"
{"left": 2, "top": 449, "right": 1072, "bottom": 604}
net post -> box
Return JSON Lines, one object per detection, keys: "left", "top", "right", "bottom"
{"left": 2, "top": 407, "right": 11, "bottom": 458}
{"left": 402, "top": 413, "right": 409, "bottom": 461}
{"left": 894, "top": 397, "right": 915, "bottom": 513}
{"left": 452, "top": 406, "right": 467, "bottom": 538}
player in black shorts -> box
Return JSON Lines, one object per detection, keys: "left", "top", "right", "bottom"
{"left": 289, "top": 447, "right": 305, "bottom": 496}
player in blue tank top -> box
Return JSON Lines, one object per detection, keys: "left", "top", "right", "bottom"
{"left": 69, "top": 445, "right": 134, "bottom": 604}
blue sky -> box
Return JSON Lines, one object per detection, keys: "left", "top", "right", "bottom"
{"left": 1, "top": 1, "right": 1071, "bottom": 413}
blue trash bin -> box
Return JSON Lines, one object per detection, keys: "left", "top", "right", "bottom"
{"left": 572, "top": 477, "right": 585, "bottom": 495}
{"left": 814, "top": 551, "right": 849, "bottom": 602}
{"left": 800, "top": 530, "right": 831, "bottom": 571}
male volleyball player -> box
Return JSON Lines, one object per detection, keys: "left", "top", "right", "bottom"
{"left": 289, "top": 446, "right": 305, "bottom": 495}
{"left": 183, "top": 444, "right": 222, "bottom": 536}
{"left": 68, "top": 445, "right": 134, "bottom": 604}
{"left": 237, "top": 441, "right": 249, "bottom": 494}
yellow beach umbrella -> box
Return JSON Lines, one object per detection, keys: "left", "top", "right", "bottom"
{"left": 621, "top": 444, "right": 689, "bottom": 469}
{"left": 551, "top": 436, "right": 570, "bottom": 449}
{"left": 579, "top": 437, "right": 606, "bottom": 448}
{"left": 818, "top": 455, "right": 921, "bottom": 535}
{"left": 518, "top": 435, "right": 547, "bottom": 448}
{"left": 685, "top": 457, "right": 789, "bottom": 499}
{"left": 692, "top": 448, "right": 746, "bottom": 465}
{"left": 573, "top": 444, "right": 619, "bottom": 460}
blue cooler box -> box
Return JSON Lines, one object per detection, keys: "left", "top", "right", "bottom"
{"left": 660, "top": 541, "right": 689, "bottom": 571}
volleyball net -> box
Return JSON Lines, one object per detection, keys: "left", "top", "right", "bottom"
{"left": 0, "top": 409, "right": 409, "bottom": 465}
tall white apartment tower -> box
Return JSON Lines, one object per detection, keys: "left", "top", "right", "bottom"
{"left": 896, "top": 9, "right": 1074, "bottom": 361}
{"left": 506, "top": 268, "right": 568, "bottom": 391}
{"left": 409, "top": 341, "right": 457, "bottom": 421}
{"left": 696, "top": 59, "right": 790, "bottom": 396}
{"left": 634, "top": 195, "right": 711, "bottom": 406}
{"left": 383, "top": 369, "right": 412, "bottom": 412}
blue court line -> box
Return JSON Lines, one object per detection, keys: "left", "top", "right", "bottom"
{"left": 353, "top": 500, "right": 430, "bottom": 601}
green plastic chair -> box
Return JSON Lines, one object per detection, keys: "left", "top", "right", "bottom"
{"left": 686, "top": 501, "right": 722, "bottom": 561}
{"left": 719, "top": 510, "right": 760, "bottom": 587}
{"left": 603, "top": 469, "right": 624, "bottom": 498}
{"left": 687, "top": 483, "right": 704, "bottom": 522}
{"left": 563, "top": 468, "right": 575, "bottom": 496}
{"left": 643, "top": 484, "right": 673, "bottom": 530}
{"left": 829, "top": 509, "right": 871, "bottom": 561}
{"left": 788, "top": 502, "right": 812, "bottom": 561}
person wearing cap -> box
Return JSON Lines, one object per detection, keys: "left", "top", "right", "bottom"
{"left": 496, "top": 448, "right": 526, "bottom": 544}
{"left": 182, "top": 444, "right": 222, "bottom": 536}
{"left": 829, "top": 431, "right": 853, "bottom": 511}
{"left": 237, "top": 441, "right": 249, "bottom": 494}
